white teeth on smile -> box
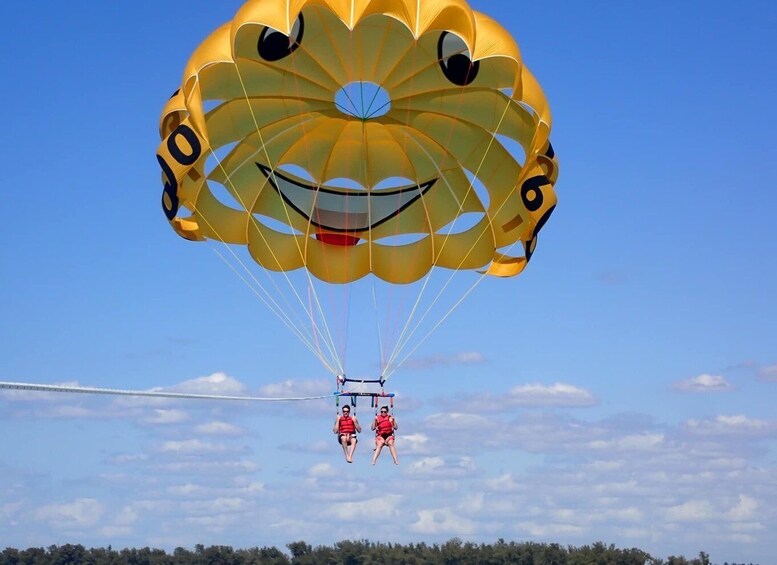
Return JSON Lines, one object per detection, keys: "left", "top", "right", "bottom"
{"left": 257, "top": 164, "right": 434, "bottom": 232}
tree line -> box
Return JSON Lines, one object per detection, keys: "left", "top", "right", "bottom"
{"left": 0, "top": 539, "right": 753, "bottom": 565}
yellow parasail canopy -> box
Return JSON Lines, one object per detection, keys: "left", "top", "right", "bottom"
{"left": 157, "top": 0, "right": 559, "bottom": 284}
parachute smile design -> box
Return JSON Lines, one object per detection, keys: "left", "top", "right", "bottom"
{"left": 257, "top": 164, "right": 436, "bottom": 233}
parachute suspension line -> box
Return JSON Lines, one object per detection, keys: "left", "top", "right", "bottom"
{"left": 195, "top": 125, "right": 344, "bottom": 376}
{"left": 372, "top": 282, "right": 387, "bottom": 375}
{"left": 383, "top": 97, "right": 516, "bottom": 379}
{"left": 0, "top": 381, "right": 336, "bottom": 402}
{"left": 370, "top": 35, "right": 433, "bottom": 375}
{"left": 383, "top": 271, "right": 488, "bottom": 380}
{"left": 272, "top": 57, "right": 349, "bottom": 376}
{"left": 183, "top": 189, "right": 338, "bottom": 373}
{"left": 379, "top": 126, "right": 471, "bottom": 375}
{"left": 196, "top": 143, "right": 343, "bottom": 376}
{"left": 213, "top": 249, "right": 338, "bottom": 374}
{"left": 229, "top": 65, "right": 345, "bottom": 376}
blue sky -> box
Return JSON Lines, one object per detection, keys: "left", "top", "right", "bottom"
{"left": 1, "top": 1, "right": 777, "bottom": 563}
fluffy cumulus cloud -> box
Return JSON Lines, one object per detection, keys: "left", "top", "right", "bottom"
{"left": 407, "top": 456, "right": 476, "bottom": 478}
{"left": 195, "top": 421, "right": 244, "bottom": 435}
{"left": 685, "top": 415, "right": 775, "bottom": 436}
{"left": 507, "top": 383, "right": 597, "bottom": 406}
{"left": 144, "top": 409, "right": 189, "bottom": 424}
{"left": 665, "top": 499, "right": 716, "bottom": 522}
{"left": 156, "top": 439, "right": 233, "bottom": 454}
{"left": 672, "top": 373, "right": 733, "bottom": 392}
{"left": 326, "top": 495, "right": 403, "bottom": 522}
{"left": 400, "top": 433, "right": 431, "bottom": 454}
{"left": 34, "top": 498, "right": 105, "bottom": 530}
{"left": 171, "top": 372, "right": 247, "bottom": 395}
{"left": 444, "top": 382, "right": 597, "bottom": 412}
{"left": 411, "top": 507, "right": 476, "bottom": 535}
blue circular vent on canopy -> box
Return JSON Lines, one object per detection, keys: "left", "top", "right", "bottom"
{"left": 335, "top": 82, "right": 391, "bottom": 120}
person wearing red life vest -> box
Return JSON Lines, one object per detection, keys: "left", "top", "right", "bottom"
{"left": 371, "top": 406, "right": 399, "bottom": 465}
{"left": 333, "top": 405, "right": 362, "bottom": 463}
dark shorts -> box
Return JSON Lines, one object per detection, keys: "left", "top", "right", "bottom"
{"left": 338, "top": 433, "right": 356, "bottom": 444}
{"left": 376, "top": 432, "right": 394, "bottom": 442}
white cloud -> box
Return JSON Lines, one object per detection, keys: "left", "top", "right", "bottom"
{"left": 758, "top": 364, "right": 777, "bottom": 381}
{"left": 195, "top": 421, "right": 244, "bottom": 435}
{"left": 508, "top": 383, "right": 597, "bottom": 406}
{"left": 172, "top": 372, "right": 247, "bottom": 395}
{"left": 157, "top": 439, "right": 230, "bottom": 454}
{"left": 400, "top": 433, "right": 431, "bottom": 454}
{"left": 259, "top": 378, "right": 330, "bottom": 397}
{"left": 144, "top": 409, "right": 189, "bottom": 424}
{"left": 308, "top": 463, "right": 338, "bottom": 478}
{"left": 726, "top": 495, "right": 758, "bottom": 521}
{"left": 673, "top": 373, "right": 733, "bottom": 392}
{"left": 34, "top": 498, "right": 105, "bottom": 529}
{"left": 412, "top": 508, "right": 476, "bottom": 534}
{"left": 113, "top": 505, "right": 139, "bottom": 526}
{"left": 182, "top": 497, "right": 245, "bottom": 514}
{"left": 326, "top": 495, "right": 402, "bottom": 521}
{"left": 665, "top": 500, "right": 715, "bottom": 522}
{"left": 686, "top": 415, "right": 773, "bottom": 436}
{"left": 1, "top": 502, "right": 21, "bottom": 526}
{"left": 409, "top": 457, "right": 445, "bottom": 473}
{"left": 458, "top": 493, "right": 485, "bottom": 512}
{"left": 444, "top": 382, "right": 597, "bottom": 412}
{"left": 234, "top": 480, "right": 265, "bottom": 495}
{"left": 167, "top": 483, "right": 204, "bottom": 496}
{"left": 584, "top": 460, "right": 626, "bottom": 472}
{"left": 155, "top": 460, "right": 258, "bottom": 474}
{"left": 587, "top": 433, "right": 665, "bottom": 451}
{"left": 485, "top": 474, "right": 525, "bottom": 494}
{"left": 402, "top": 351, "right": 486, "bottom": 370}
{"left": 425, "top": 412, "right": 495, "bottom": 432}
{"left": 37, "top": 405, "right": 94, "bottom": 418}
{"left": 407, "top": 456, "right": 476, "bottom": 478}
{"left": 109, "top": 453, "right": 149, "bottom": 464}
{"left": 518, "top": 521, "right": 586, "bottom": 537}
{"left": 98, "top": 526, "right": 133, "bottom": 537}
{"left": 183, "top": 511, "right": 249, "bottom": 531}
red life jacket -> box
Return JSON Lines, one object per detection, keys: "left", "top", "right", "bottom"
{"left": 375, "top": 414, "right": 394, "bottom": 435}
{"left": 338, "top": 414, "right": 356, "bottom": 434}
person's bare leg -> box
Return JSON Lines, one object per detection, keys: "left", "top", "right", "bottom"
{"left": 387, "top": 438, "right": 399, "bottom": 464}
{"left": 346, "top": 437, "right": 357, "bottom": 462}
{"left": 340, "top": 435, "right": 350, "bottom": 461}
{"left": 372, "top": 437, "right": 385, "bottom": 465}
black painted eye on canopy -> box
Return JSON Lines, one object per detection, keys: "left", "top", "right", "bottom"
{"left": 258, "top": 13, "right": 304, "bottom": 61}
{"left": 438, "top": 31, "right": 479, "bottom": 86}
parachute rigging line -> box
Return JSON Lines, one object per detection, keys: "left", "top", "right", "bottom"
{"left": 234, "top": 60, "right": 345, "bottom": 375}
{"left": 382, "top": 96, "right": 524, "bottom": 380}
{"left": 198, "top": 103, "right": 345, "bottom": 375}
{"left": 213, "top": 247, "right": 340, "bottom": 375}
{"left": 202, "top": 216, "right": 341, "bottom": 374}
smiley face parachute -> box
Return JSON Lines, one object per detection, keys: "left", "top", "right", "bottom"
{"left": 157, "top": 0, "right": 558, "bottom": 380}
